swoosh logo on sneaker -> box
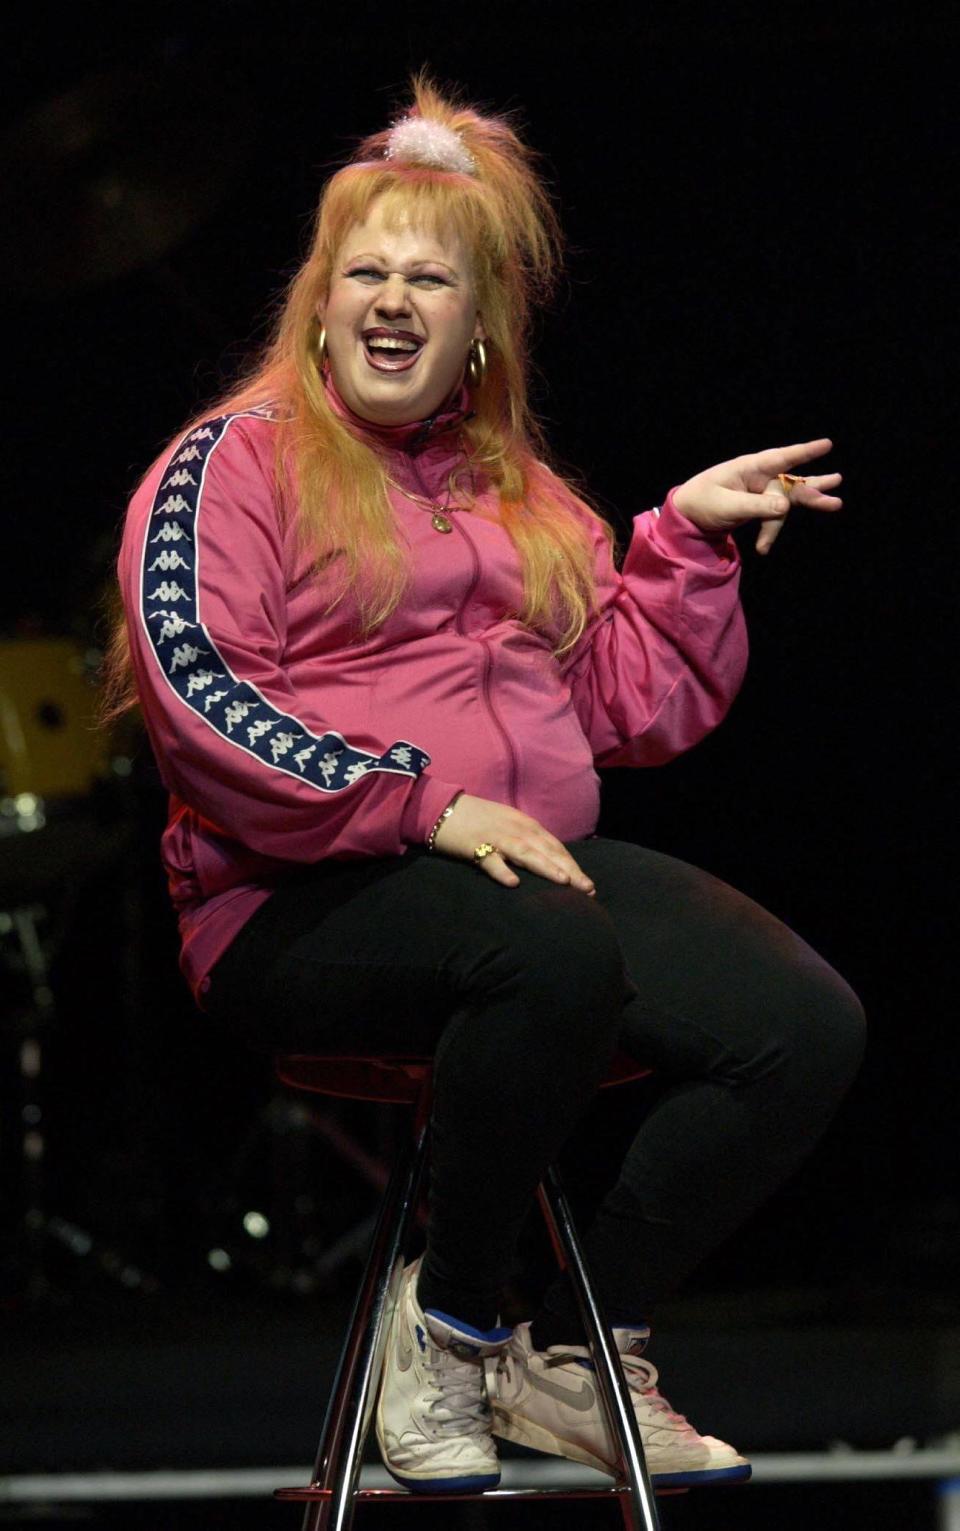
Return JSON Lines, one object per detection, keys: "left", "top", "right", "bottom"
{"left": 528, "top": 1369, "right": 597, "bottom": 1413}
{"left": 396, "top": 1318, "right": 415, "bottom": 1372}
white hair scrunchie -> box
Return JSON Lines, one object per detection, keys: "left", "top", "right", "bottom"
{"left": 385, "top": 116, "right": 477, "bottom": 176}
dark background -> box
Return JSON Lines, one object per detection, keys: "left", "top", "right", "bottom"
{"left": 1, "top": 1, "right": 956, "bottom": 1519}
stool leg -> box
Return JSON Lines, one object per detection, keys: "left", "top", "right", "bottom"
{"left": 302, "top": 1087, "right": 431, "bottom": 1531}
{"left": 538, "top": 1165, "right": 663, "bottom": 1531}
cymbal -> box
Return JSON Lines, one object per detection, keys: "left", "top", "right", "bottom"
{"left": 0, "top": 62, "right": 255, "bottom": 296}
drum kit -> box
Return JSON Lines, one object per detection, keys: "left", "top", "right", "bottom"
{"left": 0, "top": 630, "right": 385, "bottom": 1303}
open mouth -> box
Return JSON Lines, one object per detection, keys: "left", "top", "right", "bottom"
{"left": 362, "top": 328, "right": 425, "bottom": 373}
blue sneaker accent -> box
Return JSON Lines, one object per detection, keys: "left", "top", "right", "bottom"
{"left": 653, "top": 1462, "right": 752, "bottom": 1488}
{"left": 423, "top": 1309, "right": 512, "bottom": 1346}
{"left": 387, "top": 1467, "right": 502, "bottom": 1495}
{"left": 415, "top": 1323, "right": 426, "bottom": 1352}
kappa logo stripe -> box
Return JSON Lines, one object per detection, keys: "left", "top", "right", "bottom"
{"left": 139, "top": 411, "right": 431, "bottom": 793}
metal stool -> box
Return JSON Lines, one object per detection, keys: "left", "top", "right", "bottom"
{"left": 275, "top": 1051, "right": 665, "bottom": 1531}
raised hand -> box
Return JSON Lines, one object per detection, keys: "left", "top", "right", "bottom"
{"left": 672, "top": 438, "right": 843, "bottom": 554}
{"left": 431, "top": 793, "right": 596, "bottom": 896}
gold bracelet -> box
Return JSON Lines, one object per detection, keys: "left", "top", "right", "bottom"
{"left": 426, "top": 791, "right": 463, "bottom": 853}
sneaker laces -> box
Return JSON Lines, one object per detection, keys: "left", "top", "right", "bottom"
{"left": 421, "top": 1341, "right": 491, "bottom": 1439}
{"left": 618, "top": 1354, "right": 695, "bottom": 1429}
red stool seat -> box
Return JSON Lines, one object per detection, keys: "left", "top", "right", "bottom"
{"left": 276, "top": 1048, "right": 649, "bottom": 1103}
{"left": 276, "top": 1055, "right": 430, "bottom": 1104}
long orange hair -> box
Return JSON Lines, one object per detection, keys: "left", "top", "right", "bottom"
{"left": 100, "top": 72, "right": 618, "bottom": 723}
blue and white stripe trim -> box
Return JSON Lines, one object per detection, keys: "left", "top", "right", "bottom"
{"left": 139, "top": 411, "right": 431, "bottom": 794}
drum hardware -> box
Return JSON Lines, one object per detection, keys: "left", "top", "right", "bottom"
{"left": 0, "top": 635, "right": 404, "bottom": 1301}
{"left": 1, "top": 794, "right": 47, "bottom": 836}
{"left": 200, "top": 1091, "right": 423, "bottom": 1298}
{"left": 0, "top": 896, "right": 160, "bottom": 1303}
{"left": 200, "top": 1093, "right": 344, "bottom": 1297}
{"left": 0, "top": 637, "right": 160, "bottom": 1302}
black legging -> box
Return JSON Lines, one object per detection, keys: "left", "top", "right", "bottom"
{"left": 202, "top": 837, "right": 866, "bottom": 1339}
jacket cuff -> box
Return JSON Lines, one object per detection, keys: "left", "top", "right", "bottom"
{"left": 401, "top": 774, "right": 467, "bottom": 847}
{"left": 654, "top": 485, "right": 738, "bottom": 564}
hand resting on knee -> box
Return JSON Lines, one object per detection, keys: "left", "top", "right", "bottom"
{"left": 432, "top": 793, "right": 596, "bottom": 896}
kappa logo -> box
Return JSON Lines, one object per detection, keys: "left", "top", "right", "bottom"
{"left": 528, "top": 1364, "right": 597, "bottom": 1414}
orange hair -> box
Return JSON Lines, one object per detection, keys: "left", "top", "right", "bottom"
{"left": 100, "top": 72, "right": 619, "bottom": 724}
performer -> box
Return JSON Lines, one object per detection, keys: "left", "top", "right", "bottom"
{"left": 110, "top": 75, "right": 865, "bottom": 1495}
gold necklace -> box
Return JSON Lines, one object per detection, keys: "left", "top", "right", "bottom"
{"left": 387, "top": 477, "right": 459, "bottom": 534}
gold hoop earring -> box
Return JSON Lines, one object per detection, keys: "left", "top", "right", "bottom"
{"left": 317, "top": 326, "right": 328, "bottom": 370}
{"left": 467, "top": 338, "right": 487, "bottom": 388}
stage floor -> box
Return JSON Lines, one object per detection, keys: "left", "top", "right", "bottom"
{"left": 4, "top": 1279, "right": 959, "bottom": 1475}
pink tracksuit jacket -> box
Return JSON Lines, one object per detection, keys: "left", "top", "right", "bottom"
{"left": 118, "top": 382, "right": 748, "bottom": 1005}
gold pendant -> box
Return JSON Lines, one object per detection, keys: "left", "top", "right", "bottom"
{"left": 432, "top": 512, "right": 453, "bottom": 533}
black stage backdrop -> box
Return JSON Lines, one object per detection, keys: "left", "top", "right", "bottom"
{"left": 1, "top": 1, "right": 955, "bottom": 1363}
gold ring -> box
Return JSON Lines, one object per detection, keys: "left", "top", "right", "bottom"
{"left": 777, "top": 473, "right": 807, "bottom": 494}
{"left": 473, "top": 843, "right": 497, "bottom": 864}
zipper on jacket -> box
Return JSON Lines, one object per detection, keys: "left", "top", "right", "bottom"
{"left": 407, "top": 453, "right": 520, "bottom": 807}
{"left": 406, "top": 453, "right": 484, "bottom": 627}
{"left": 450, "top": 518, "right": 521, "bottom": 810}
{"left": 479, "top": 634, "right": 520, "bottom": 807}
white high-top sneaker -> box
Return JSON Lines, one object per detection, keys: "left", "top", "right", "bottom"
{"left": 375, "top": 1259, "right": 513, "bottom": 1494}
{"left": 487, "top": 1321, "right": 751, "bottom": 1489}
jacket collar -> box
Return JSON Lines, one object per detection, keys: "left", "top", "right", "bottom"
{"left": 322, "top": 373, "right": 474, "bottom": 458}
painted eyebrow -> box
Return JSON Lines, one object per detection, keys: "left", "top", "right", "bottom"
{"left": 344, "top": 253, "right": 460, "bottom": 275}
